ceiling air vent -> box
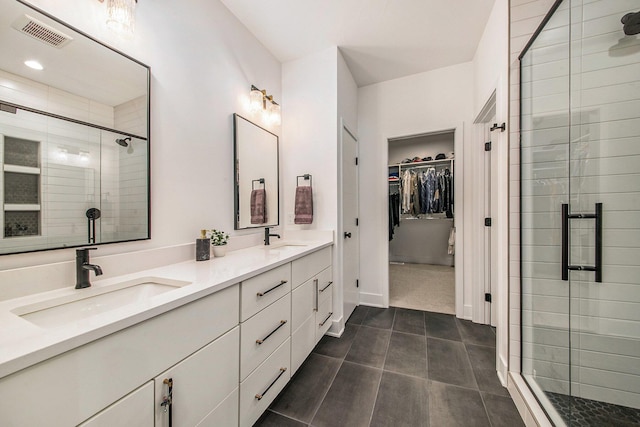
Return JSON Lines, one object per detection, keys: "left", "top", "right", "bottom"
{"left": 11, "top": 14, "right": 73, "bottom": 48}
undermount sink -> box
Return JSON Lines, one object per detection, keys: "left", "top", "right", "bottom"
{"left": 263, "top": 242, "right": 308, "bottom": 249}
{"left": 12, "top": 277, "right": 190, "bottom": 328}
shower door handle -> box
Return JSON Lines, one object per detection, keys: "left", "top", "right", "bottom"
{"left": 561, "top": 203, "right": 602, "bottom": 283}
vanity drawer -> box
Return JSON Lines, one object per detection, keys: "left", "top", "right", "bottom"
{"left": 240, "top": 293, "right": 291, "bottom": 380}
{"left": 316, "top": 294, "right": 333, "bottom": 342}
{"left": 241, "top": 263, "right": 291, "bottom": 322}
{"left": 316, "top": 267, "right": 333, "bottom": 306}
{"left": 291, "top": 247, "right": 331, "bottom": 289}
{"left": 240, "top": 338, "right": 291, "bottom": 427}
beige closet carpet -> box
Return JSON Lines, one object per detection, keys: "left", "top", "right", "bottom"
{"left": 389, "top": 263, "right": 455, "bottom": 314}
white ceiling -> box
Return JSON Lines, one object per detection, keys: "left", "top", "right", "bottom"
{"left": 220, "top": 0, "right": 496, "bottom": 87}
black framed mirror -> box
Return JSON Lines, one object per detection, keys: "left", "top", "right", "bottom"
{"left": 233, "top": 114, "right": 279, "bottom": 230}
{"left": 0, "top": 0, "right": 150, "bottom": 255}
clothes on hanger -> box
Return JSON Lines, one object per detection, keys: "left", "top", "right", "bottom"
{"left": 388, "top": 193, "right": 400, "bottom": 240}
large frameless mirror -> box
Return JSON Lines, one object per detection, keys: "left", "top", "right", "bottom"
{"left": 233, "top": 114, "right": 279, "bottom": 230}
{"left": 0, "top": 0, "right": 150, "bottom": 255}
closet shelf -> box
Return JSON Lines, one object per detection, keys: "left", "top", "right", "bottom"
{"left": 388, "top": 158, "right": 453, "bottom": 168}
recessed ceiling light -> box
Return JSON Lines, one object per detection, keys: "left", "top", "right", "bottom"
{"left": 24, "top": 60, "right": 44, "bottom": 70}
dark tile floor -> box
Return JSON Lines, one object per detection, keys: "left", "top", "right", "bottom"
{"left": 254, "top": 306, "right": 524, "bottom": 427}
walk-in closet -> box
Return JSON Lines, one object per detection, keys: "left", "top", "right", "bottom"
{"left": 388, "top": 131, "right": 455, "bottom": 313}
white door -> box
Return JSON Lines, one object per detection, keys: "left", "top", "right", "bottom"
{"left": 484, "top": 119, "right": 499, "bottom": 327}
{"left": 341, "top": 124, "right": 359, "bottom": 321}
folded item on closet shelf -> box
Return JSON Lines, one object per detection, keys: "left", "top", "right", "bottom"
{"left": 294, "top": 186, "right": 313, "bottom": 224}
{"left": 422, "top": 156, "right": 433, "bottom": 161}
{"left": 389, "top": 177, "right": 400, "bottom": 181}
{"left": 435, "top": 153, "right": 446, "bottom": 160}
{"left": 250, "top": 189, "right": 267, "bottom": 224}
{"left": 389, "top": 171, "right": 399, "bottom": 178}
{"left": 401, "top": 158, "right": 412, "bottom": 164}
{"left": 412, "top": 157, "right": 422, "bottom": 162}
{"left": 448, "top": 152, "right": 455, "bottom": 159}
{"left": 448, "top": 227, "right": 455, "bottom": 255}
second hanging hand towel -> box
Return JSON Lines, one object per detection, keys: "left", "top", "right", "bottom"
{"left": 251, "top": 188, "right": 267, "bottom": 224}
{"left": 294, "top": 186, "right": 313, "bottom": 224}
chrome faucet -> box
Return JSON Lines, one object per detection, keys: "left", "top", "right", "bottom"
{"left": 75, "top": 248, "right": 103, "bottom": 289}
{"left": 264, "top": 227, "right": 281, "bottom": 246}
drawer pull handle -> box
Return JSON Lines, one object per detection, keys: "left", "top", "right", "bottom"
{"left": 319, "top": 281, "right": 333, "bottom": 293}
{"left": 319, "top": 312, "right": 333, "bottom": 327}
{"left": 255, "top": 367, "right": 287, "bottom": 400}
{"left": 314, "top": 279, "right": 319, "bottom": 311}
{"left": 256, "top": 320, "right": 287, "bottom": 344}
{"left": 257, "top": 280, "right": 288, "bottom": 297}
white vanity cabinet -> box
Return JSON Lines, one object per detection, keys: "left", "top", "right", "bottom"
{"left": 79, "top": 382, "right": 154, "bottom": 427}
{"left": 0, "top": 285, "right": 239, "bottom": 427}
{"left": 290, "top": 247, "right": 333, "bottom": 373}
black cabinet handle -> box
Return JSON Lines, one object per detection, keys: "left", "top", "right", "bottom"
{"left": 160, "top": 378, "right": 173, "bottom": 427}
{"left": 255, "top": 367, "right": 287, "bottom": 400}
{"left": 319, "top": 281, "right": 333, "bottom": 293}
{"left": 344, "top": 232, "right": 352, "bottom": 238}
{"left": 256, "top": 320, "right": 287, "bottom": 344}
{"left": 561, "top": 203, "right": 602, "bottom": 283}
{"left": 319, "top": 312, "right": 333, "bottom": 327}
{"left": 257, "top": 280, "right": 288, "bottom": 297}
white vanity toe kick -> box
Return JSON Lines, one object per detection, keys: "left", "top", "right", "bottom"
{"left": 0, "top": 238, "right": 333, "bottom": 379}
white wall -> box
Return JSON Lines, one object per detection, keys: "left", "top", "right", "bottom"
{"left": 357, "top": 63, "right": 473, "bottom": 310}
{"left": 281, "top": 46, "right": 358, "bottom": 334}
{"left": 1, "top": 0, "right": 281, "bottom": 282}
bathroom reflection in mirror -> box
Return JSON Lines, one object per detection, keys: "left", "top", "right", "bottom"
{"left": 0, "top": 0, "right": 150, "bottom": 255}
{"left": 234, "top": 114, "right": 279, "bottom": 230}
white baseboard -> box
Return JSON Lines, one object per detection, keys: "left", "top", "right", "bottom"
{"left": 327, "top": 316, "right": 344, "bottom": 338}
{"left": 463, "top": 304, "right": 473, "bottom": 320}
{"left": 358, "top": 292, "right": 385, "bottom": 307}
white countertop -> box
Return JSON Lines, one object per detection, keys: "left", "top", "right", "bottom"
{"left": 0, "top": 237, "right": 333, "bottom": 379}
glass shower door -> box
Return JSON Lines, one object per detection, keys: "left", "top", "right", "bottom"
{"left": 521, "top": 0, "right": 640, "bottom": 425}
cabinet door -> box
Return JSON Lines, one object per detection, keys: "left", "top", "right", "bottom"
{"left": 79, "top": 382, "right": 154, "bottom": 427}
{"left": 154, "top": 327, "right": 239, "bottom": 427}
{"left": 291, "top": 276, "right": 314, "bottom": 330}
{"left": 291, "top": 315, "right": 315, "bottom": 374}
{"left": 196, "top": 388, "right": 239, "bottom": 427}
{"left": 316, "top": 293, "right": 333, "bottom": 343}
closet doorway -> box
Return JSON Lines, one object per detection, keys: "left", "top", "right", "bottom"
{"left": 388, "top": 130, "right": 456, "bottom": 314}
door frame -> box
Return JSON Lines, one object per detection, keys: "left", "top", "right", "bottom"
{"left": 333, "top": 117, "right": 359, "bottom": 336}
{"left": 383, "top": 123, "right": 465, "bottom": 320}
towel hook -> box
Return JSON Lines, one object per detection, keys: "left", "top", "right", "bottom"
{"left": 296, "top": 174, "right": 312, "bottom": 187}
{"left": 252, "top": 178, "right": 265, "bottom": 191}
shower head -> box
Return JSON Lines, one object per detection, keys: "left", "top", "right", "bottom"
{"left": 115, "top": 137, "right": 131, "bottom": 147}
{"left": 622, "top": 11, "right": 640, "bottom": 35}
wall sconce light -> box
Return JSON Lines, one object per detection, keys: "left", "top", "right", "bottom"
{"left": 98, "top": 0, "right": 138, "bottom": 35}
{"left": 249, "top": 85, "right": 281, "bottom": 125}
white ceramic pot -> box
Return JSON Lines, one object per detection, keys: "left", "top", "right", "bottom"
{"left": 212, "top": 245, "right": 227, "bottom": 257}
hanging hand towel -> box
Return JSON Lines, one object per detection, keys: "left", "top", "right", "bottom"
{"left": 250, "top": 189, "right": 267, "bottom": 224}
{"left": 294, "top": 186, "right": 313, "bottom": 224}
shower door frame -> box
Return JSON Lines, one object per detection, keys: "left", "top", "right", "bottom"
{"left": 518, "top": 0, "right": 570, "bottom": 423}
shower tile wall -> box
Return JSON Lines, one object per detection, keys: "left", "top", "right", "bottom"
{"left": 514, "top": 0, "right": 640, "bottom": 413}
{"left": 114, "top": 97, "right": 148, "bottom": 240}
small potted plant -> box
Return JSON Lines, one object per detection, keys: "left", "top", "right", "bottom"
{"left": 208, "top": 229, "right": 230, "bottom": 257}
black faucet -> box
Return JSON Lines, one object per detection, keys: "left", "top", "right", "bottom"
{"left": 264, "top": 227, "right": 281, "bottom": 246}
{"left": 76, "top": 248, "right": 103, "bottom": 289}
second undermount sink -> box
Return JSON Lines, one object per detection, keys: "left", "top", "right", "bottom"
{"left": 263, "top": 241, "right": 308, "bottom": 249}
{"left": 12, "top": 277, "right": 190, "bottom": 328}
